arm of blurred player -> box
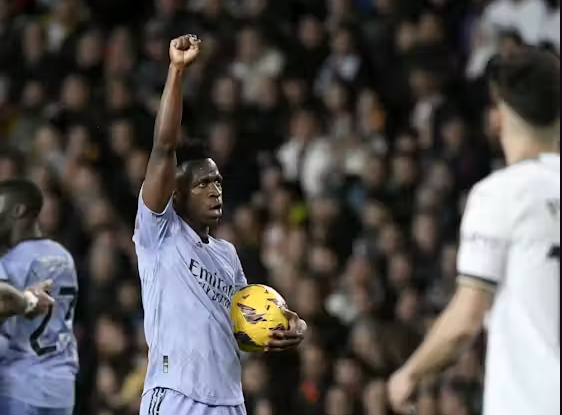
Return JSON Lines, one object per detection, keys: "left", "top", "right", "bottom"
{"left": 388, "top": 286, "right": 492, "bottom": 413}
{"left": 388, "top": 178, "right": 509, "bottom": 414}
{"left": 0, "top": 281, "right": 54, "bottom": 320}
{"left": 142, "top": 34, "right": 201, "bottom": 213}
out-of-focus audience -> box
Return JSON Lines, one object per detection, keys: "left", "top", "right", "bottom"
{"left": 0, "top": 0, "right": 559, "bottom": 414}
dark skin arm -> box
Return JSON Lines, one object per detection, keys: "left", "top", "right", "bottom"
{"left": 142, "top": 34, "right": 202, "bottom": 214}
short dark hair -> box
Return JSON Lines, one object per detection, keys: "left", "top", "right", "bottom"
{"left": 489, "top": 48, "right": 560, "bottom": 127}
{"left": 176, "top": 140, "right": 210, "bottom": 165}
{"left": 0, "top": 178, "right": 44, "bottom": 215}
{"left": 176, "top": 140, "right": 211, "bottom": 177}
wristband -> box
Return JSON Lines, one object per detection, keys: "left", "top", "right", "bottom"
{"left": 23, "top": 291, "right": 39, "bottom": 315}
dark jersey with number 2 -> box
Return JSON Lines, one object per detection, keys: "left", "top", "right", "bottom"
{"left": 0, "top": 239, "right": 79, "bottom": 408}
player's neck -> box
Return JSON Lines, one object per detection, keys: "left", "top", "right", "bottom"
{"left": 10, "top": 222, "right": 42, "bottom": 247}
{"left": 183, "top": 217, "right": 210, "bottom": 243}
{"left": 502, "top": 134, "right": 558, "bottom": 166}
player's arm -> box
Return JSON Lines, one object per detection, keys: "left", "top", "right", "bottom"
{"left": 388, "top": 180, "right": 508, "bottom": 413}
{"left": 142, "top": 35, "right": 201, "bottom": 213}
{"left": 398, "top": 285, "right": 492, "bottom": 380}
{"left": 0, "top": 281, "right": 54, "bottom": 319}
{"left": 0, "top": 282, "right": 29, "bottom": 318}
{"left": 231, "top": 248, "right": 307, "bottom": 351}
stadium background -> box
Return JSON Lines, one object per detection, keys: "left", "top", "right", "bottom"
{"left": 0, "top": 0, "right": 559, "bottom": 414}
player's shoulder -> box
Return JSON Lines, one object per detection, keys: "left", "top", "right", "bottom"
{"left": 210, "top": 236, "right": 237, "bottom": 254}
{"left": 467, "top": 168, "right": 515, "bottom": 205}
{"left": 29, "top": 239, "right": 75, "bottom": 266}
{"left": 1, "top": 239, "right": 75, "bottom": 283}
{"left": 35, "top": 238, "right": 72, "bottom": 255}
{"left": 5, "top": 238, "right": 63, "bottom": 259}
{"left": 210, "top": 237, "right": 240, "bottom": 263}
{"left": 471, "top": 158, "right": 552, "bottom": 198}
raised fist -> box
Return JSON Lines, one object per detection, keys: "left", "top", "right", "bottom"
{"left": 169, "top": 34, "right": 201, "bottom": 70}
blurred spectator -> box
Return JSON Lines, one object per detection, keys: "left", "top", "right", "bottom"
{"left": 0, "top": 1, "right": 558, "bottom": 415}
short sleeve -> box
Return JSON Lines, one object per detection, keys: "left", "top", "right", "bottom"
{"left": 232, "top": 249, "right": 248, "bottom": 292}
{"left": 0, "top": 333, "right": 9, "bottom": 355}
{"left": 133, "top": 185, "right": 178, "bottom": 250}
{"left": 457, "top": 179, "right": 511, "bottom": 291}
{"left": 0, "top": 261, "right": 9, "bottom": 283}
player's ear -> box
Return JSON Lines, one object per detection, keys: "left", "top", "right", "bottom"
{"left": 12, "top": 203, "right": 27, "bottom": 219}
{"left": 489, "top": 106, "right": 502, "bottom": 137}
{"left": 172, "top": 188, "right": 185, "bottom": 204}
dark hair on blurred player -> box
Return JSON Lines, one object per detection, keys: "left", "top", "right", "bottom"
{"left": 0, "top": 178, "right": 43, "bottom": 248}
{"left": 489, "top": 47, "right": 560, "bottom": 157}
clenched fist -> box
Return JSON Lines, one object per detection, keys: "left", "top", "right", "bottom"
{"left": 169, "top": 34, "right": 201, "bottom": 70}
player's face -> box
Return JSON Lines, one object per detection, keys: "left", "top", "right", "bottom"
{"left": 178, "top": 158, "right": 224, "bottom": 227}
{"left": 0, "top": 194, "right": 19, "bottom": 244}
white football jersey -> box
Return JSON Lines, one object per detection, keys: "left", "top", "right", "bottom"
{"left": 457, "top": 153, "right": 560, "bottom": 415}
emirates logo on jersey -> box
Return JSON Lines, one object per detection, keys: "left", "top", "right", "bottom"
{"left": 238, "top": 304, "right": 267, "bottom": 324}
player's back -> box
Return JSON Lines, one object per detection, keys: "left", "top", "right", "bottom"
{"left": 481, "top": 154, "right": 560, "bottom": 415}
{"left": 0, "top": 239, "right": 79, "bottom": 409}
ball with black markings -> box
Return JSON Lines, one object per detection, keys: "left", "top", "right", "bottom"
{"left": 230, "top": 284, "right": 289, "bottom": 353}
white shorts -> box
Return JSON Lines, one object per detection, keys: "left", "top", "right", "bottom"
{"left": 140, "top": 388, "right": 247, "bottom": 415}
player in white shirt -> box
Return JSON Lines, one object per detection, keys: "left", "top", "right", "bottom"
{"left": 388, "top": 48, "right": 560, "bottom": 415}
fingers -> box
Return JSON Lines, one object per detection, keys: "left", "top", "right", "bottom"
{"left": 40, "top": 292, "right": 55, "bottom": 305}
{"left": 265, "top": 310, "right": 306, "bottom": 351}
{"left": 24, "top": 288, "right": 54, "bottom": 318}
{"left": 283, "top": 308, "right": 298, "bottom": 319}
{"left": 31, "top": 280, "right": 55, "bottom": 303}
{"left": 265, "top": 329, "right": 304, "bottom": 351}
{"left": 283, "top": 309, "right": 306, "bottom": 332}
{"left": 188, "top": 35, "right": 201, "bottom": 47}
{"left": 171, "top": 34, "right": 200, "bottom": 50}
{"left": 29, "top": 280, "right": 53, "bottom": 296}
{"left": 34, "top": 290, "right": 55, "bottom": 306}
{"left": 286, "top": 316, "right": 307, "bottom": 336}
{"left": 283, "top": 308, "right": 298, "bottom": 324}
{"left": 296, "top": 318, "right": 307, "bottom": 335}
{"left": 38, "top": 279, "right": 53, "bottom": 291}
{"left": 269, "top": 330, "right": 302, "bottom": 341}
{"left": 265, "top": 338, "right": 302, "bottom": 351}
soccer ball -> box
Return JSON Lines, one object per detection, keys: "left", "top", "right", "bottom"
{"left": 231, "top": 284, "right": 289, "bottom": 353}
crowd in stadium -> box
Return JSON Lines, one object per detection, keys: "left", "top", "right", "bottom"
{"left": 0, "top": 0, "right": 559, "bottom": 414}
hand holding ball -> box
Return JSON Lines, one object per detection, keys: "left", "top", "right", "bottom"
{"left": 231, "top": 284, "right": 296, "bottom": 352}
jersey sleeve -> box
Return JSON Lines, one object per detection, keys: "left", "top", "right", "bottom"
{"left": 0, "top": 261, "right": 9, "bottom": 283}
{"left": 457, "top": 179, "right": 511, "bottom": 291}
{"left": 232, "top": 248, "right": 248, "bottom": 292}
{"left": 133, "top": 185, "right": 178, "bottom": 250}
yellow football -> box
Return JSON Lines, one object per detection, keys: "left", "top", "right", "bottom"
{"left": 231, "top": 284, "right": 289, "bottom": 353}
